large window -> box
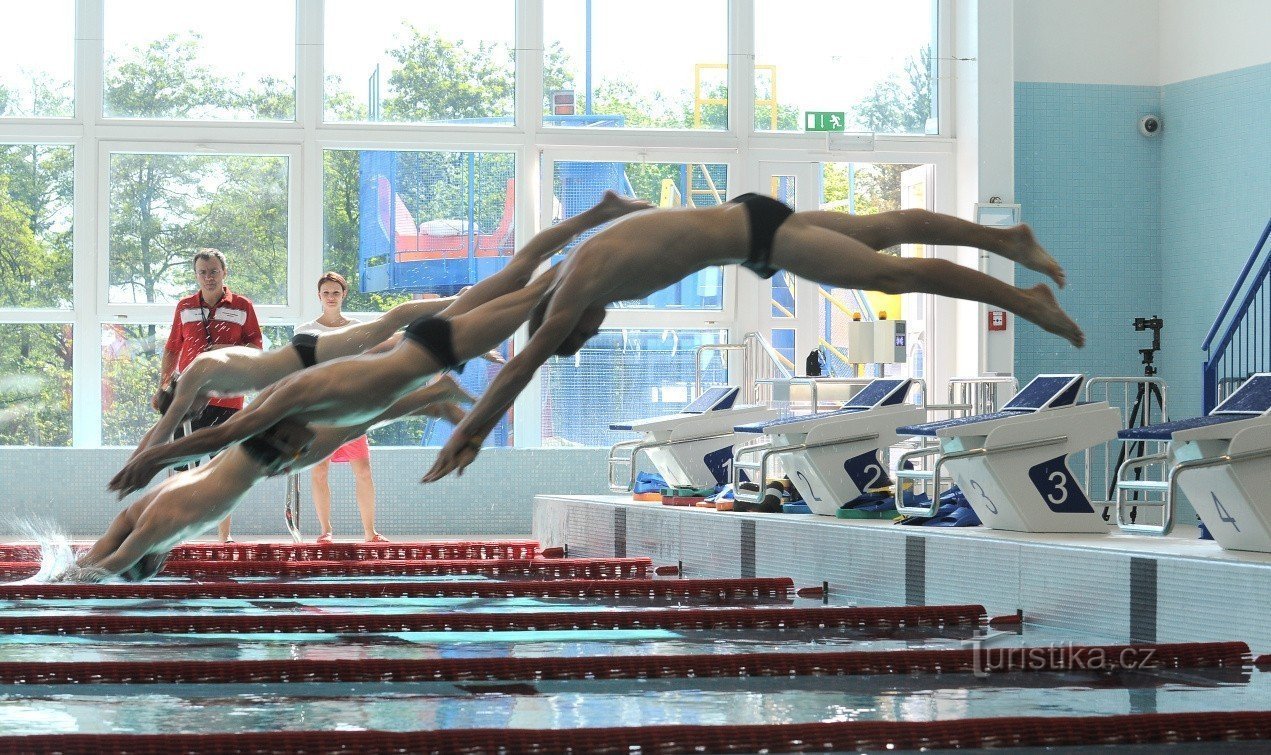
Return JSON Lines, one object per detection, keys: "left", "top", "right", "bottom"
{"left": 108, "top": 152, "right": 290, "bottom": 306}
{"left": 325, "top": 0, "right": 516, "bottom": 124}
{"left": 0, "top": 1, "right": 74, "bottom": 119}
{"left": 103, "top": 0, "right": 296, "bottom": 120}
{"left": 818, "top": 161, "right": 932, "bottom": 379}
{"left": 541, "top": 329, "right": 728, "bottom": 448}
{"left": 755, "top": 0, "right": 937, "bottom": 134}
{"left": 323, "top": 148, "right": 516, "bottom": 448}
{"left": 0, "top": 144, "right": 73, "bottom": 308}
{"left": 0, "top": 144, "right": 74, "bottom": 447}
{"left": 543, "top": 1, "right": 728, "bottom": 130}
{"left": 0, "top": 2, "right": 949, "bottom": 448}
{"left": 0, "top": 324, "right": 72, "bottom": 446}
{"left": 550, "top": 160, "right": 725, "bottom": 310}
{"left": 324, "top": 149, "right": 515, "bottom": 309}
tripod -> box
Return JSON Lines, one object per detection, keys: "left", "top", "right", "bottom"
{"left": 1104, "top": 316, "right": 1166, "bottom": 523}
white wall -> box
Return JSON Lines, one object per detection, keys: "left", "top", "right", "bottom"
{"left": 1016, "top": 0, "right": 1271, "bottom": 87}
{"left": 1158, "top": 0, "right": 1271, "bottom": 83}
{"left": 1014, "top": 0, "right": 1159, "bottom": 85}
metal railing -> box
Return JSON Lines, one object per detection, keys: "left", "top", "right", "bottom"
{"left": 694, "top": 331, "right": 792, "bottom": 404}
{"left": 891, "top": 376, "right": 1017, "bottom": 515}
{"left": 895, "top": 435, "right": 1071, "bottom": 517}
{"left": 284, "top": 474, "right": 303, "bottom": 543}
{"left": 1082, "top": 377, "right": 1168, "bottom": 520}
{"left": 1203, "top": 218, "right": 1271, "bottom": 413}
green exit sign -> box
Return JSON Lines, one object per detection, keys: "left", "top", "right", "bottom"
{"left": 805, "top": 111, "right": 846, "bottom": 132}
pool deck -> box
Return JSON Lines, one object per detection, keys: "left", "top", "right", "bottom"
{"left": 534, "top": 494, "right": 1271, "bottom": 653}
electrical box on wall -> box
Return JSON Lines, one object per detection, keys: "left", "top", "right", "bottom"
{"left": 843, "top": 319, "right": 907, "bottom": 364}
{"left": 974, "top": 202, "right": 1022, "bottom": 228}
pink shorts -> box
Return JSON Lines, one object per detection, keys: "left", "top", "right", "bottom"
{"left": 329, "top": 435, "right": 370, "bottom": 463}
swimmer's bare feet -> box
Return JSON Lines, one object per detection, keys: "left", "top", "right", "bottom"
{"left": 597, "top": 189, "right": 654, "bottom": 220}
{"left": 435, "top": 401, "right": 467, "bottom": 426}
{"left": 434, "top": 374, "right": 476, "bottom": 405}
{"left": 1026, "top": 283, "right": 1084, "bottom": 348}
{"left": 1009, "top": 224, "right": 1066, "bottom": 289}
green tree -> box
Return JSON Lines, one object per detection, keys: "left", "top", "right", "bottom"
{"left": 0, "top": 145, "right": 73, "bottom": 308}
{"left": 852, "top": 45, "right": 933, "bottom": 135}
{"left": 238, "top": 75, "right": 295, "bottom": 121}
{"left": 194, "top": 155, "right": 289, "bottom": 304}
{"left": 383, "top": 26, "right": 515, "bottom": 122}
{"left": 104, "top": 33, "right": 235, "bottom": 119}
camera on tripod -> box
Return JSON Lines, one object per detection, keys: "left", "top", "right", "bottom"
{"left": 1134, "top": 315, "right": 1163, "bottom": 376}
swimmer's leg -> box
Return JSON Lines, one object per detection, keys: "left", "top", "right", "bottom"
{"left": 775, "top": 219, "right": 1084, "bottom": 348}
{"left": 798, "top": 208, "right": 1066, "bottom": 289}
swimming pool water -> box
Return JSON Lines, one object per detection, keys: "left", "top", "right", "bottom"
{"left": 0, "top": 673, "right": 1263, "bottom": 735}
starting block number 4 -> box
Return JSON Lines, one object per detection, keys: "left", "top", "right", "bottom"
{"left": 1211, "top": 492, "right": 1241, "bottom": 532}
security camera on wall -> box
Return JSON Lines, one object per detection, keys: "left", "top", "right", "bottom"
{"left": 1139, "top": 115, "right": 1163, "bottom": 137}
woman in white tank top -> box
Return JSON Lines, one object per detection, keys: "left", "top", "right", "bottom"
{"left": 295, "top": 272, "right": 384, "bottom": 543}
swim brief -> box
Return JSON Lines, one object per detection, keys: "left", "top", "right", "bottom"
{"left": 729, "top": 192, "right": 795, "bottom": 280}
{"left": 402, "top": 317, "right": 466, "bottom": 374}
{"left": 290, "top": 332, "right": 319, "bottom": 368}
{"left": 241, "top": 418, "right": 316, "bottom": 477}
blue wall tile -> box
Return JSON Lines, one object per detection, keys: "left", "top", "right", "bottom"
{"left": 1016, "top": 64, "right": 1271, "bottom": 418}
{"left": 1014, "top": 82, "right": 1163, "bottom": 386}
{"left": 1160, "top": 63, "right": 1271, "bottom": 417}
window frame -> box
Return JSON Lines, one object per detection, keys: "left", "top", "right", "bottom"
{"left": 0, "top": 0, "right": 956, "bottom": 448}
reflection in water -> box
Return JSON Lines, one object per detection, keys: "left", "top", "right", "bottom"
{"left": 0, "top": 674, "right": 1262, "bottom": 736}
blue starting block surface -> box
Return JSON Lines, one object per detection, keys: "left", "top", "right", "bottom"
{"left": 897, "top": 375, "right": 1083, "bottom": 437}
{"left": 1118, "top": 373, "right": 1271, "bottom": 441}
{"left": 1119, "top": 414, "right": 1249, "bottom": 441}
{"left": 610, "top": 386, "right": 740, "bottom": 431}
{"left": 897, "top": 409, "right": 1034, "bottom": 438}
{"left": 735, "top": 379, "right": 913, "bottom": 434}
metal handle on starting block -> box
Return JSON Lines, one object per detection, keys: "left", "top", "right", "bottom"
{"left": 284, "top": 473, "right": 302, "bottom": 543}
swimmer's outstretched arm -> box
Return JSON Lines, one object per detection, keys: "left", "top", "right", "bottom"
{"left": 424, "top": 291, "right": 588, "bottom": 481}
{"left": 109, "top": 380, "right": 308, "bottom": 496}
{"left": 440, "top": 191, "right": 649, "bottom": 319}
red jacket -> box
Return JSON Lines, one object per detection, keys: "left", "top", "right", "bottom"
{"left": 165, "top": 287, "right": 263, "bottom": 410}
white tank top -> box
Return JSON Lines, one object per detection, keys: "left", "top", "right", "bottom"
{"left": 295, "top": 315, "right": 361, "bottom": 336}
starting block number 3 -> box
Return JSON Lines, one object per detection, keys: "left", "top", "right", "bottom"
{"left": 1027, "top": 456, "right": 1095, "bottom": 514}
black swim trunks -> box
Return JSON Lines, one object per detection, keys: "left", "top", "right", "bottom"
{"left": 290, "top": 332, "right": 319, "bottom": 368}
{"left": 402, "top": 316, "right": 466, "bottom": 374}
{"left": 241, "top": 418, "right": 316, "bottom": 477}
{"left": 729, "top": 192, "right": 795, "bottom": 279}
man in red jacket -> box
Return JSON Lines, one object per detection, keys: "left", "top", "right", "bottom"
{"left": 156, "top": 248, "right": 262, "bottom": 542}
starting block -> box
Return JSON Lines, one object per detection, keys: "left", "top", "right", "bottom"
{"left": 1116, "top": 373, "right": 1271, "bottom": 546}
{"left": 895, "top": 374, "right": 1120, "bottom": 533}
{"left": 730, "top": 379, "right": 923, "bottom": 515}
{"left": 607, "top": 386, "right": 777, "bottom": 492}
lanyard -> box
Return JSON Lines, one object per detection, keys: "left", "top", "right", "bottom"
{"left": 197, "top": 296, "right": 218, "bottom": 351}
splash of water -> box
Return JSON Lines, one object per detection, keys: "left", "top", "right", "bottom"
{"left": 10, "top": 519, "right": 79, "bottom": 583}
